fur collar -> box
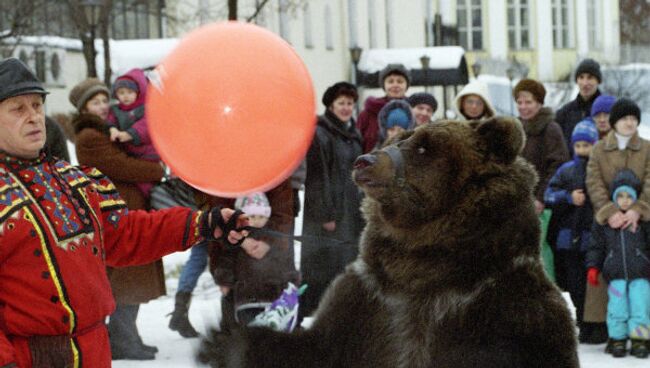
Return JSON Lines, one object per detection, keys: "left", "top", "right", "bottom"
{"left": 70, "top": 113, "right": 110, "bottom": 137}
{"left": 521, "top": 107, "right": 554, "bottom": 136}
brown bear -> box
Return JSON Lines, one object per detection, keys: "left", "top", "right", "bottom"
{"left": 199, "top": 117, "right": 579, "bottom": 367}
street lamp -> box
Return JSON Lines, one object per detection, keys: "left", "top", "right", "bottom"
{"left": 349, "top": 46, "right": 362, "bottom": 86}
{"left": 506, "top": 65, "right": 516, "bottom": 116}
{"left": 82, "top": 0, "right": 102, "bottom": 77}
{"left": 471, "top": 61, "right": 481, "bottom": 79}
{"left": 420, "top": 54, "right": 431, "bottom": 95}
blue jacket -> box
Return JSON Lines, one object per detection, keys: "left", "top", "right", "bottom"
{"left": 544, "top": 155, "right": 593, "bottom": 251}
{"left": 586, "top": 221, "right": 650, "bottom": 281}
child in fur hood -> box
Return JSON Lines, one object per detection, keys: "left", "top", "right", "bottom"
{"left": 586, "top": 169, "right": 650, "bottom": 359}
{"left": 107, "top": 68, "right": 160, "bottom": 197}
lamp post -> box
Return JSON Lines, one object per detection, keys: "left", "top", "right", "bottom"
{"left": 471, "top": 61, "right": 481, "bottom": 80}
{"left": 82, "top": 0, "right": 102, "bottom": 78}
{"left": 506, "top": 65, "right": 516, "bottom": 116}
{"left": 349, "top": 46, "right": 362, "bottom": 86}
{"left": 420, "top": 54, "right": 430, "bottom": 95}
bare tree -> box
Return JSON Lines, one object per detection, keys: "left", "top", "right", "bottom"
{"left": 0, "top": 0, "right": 46, "bottom": 40}
{"left": 619, "top": 0, "right": 650, "bottom": 45}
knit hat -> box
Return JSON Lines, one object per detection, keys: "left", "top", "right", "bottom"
{"left": 0, "top": 58, "right": 49, "bottom": 102}
{"left": 609, "top": 98, "right": 641, "bottom": 126}
{"left": 575, "top": 58, "right": 602, "bottom": 83}
{"left": 513, "top": 79, "right": 546, "bottom": 104}
{"left": 610, "top": 168, "right": 641, "bottom": 200}
{"left": 112, "top": 77, "right": 139, "bottom": 97}
{"left": 378, "top": 64, "right": 411, "bottom": 89}
{"left": 235, "top": 192, "right": 271, "bottom": 218}
{"left": 407, "top": 92, "right": 438, "bottom": 111}
{"left": 590, "top": 95, "right": 616, "bottom": 118}
{"left": 385, "top": 108, "right": 410, "bottom": 130}
{"left": 571, "top": 119, "right": 598, "bottom": 146}
{"left": 68, "top": 78, "right": 110, "bottom": 111}
{"left": 322, "top": 81, "right": 358, "bottom": 107}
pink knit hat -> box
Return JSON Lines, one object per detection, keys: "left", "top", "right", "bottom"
{"left": 235, "top": 192, "right": 271, "bottom": 218}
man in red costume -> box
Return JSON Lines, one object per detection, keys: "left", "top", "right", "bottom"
{"left": 0, "top": 58, "right": 247, "bottom": 367}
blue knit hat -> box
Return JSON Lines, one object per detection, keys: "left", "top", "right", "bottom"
{"left": 112, "top": 77, "right": 139, "bottom": 97}
{"left": 610, "top": 169, "right": 641, "bottom": 205}
{"left": 591, "top": 95, "right": 616, "bottom": 118}
{"left": 385, "top": 108, "right": 410, "bottom": 130}
{"left": 613, "top": 185, "right": 637, "bottom": 206}
{"left": 571, "top": 119, "right": 598, "bottom": 146}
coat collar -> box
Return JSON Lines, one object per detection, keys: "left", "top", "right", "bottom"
{"left": 603, "top": 130, "right": 642, "bottom": 151}
{"left": 521, "top": 107, "right": 554, "bottom": 136}
{"left": 320, "top": 111, "right": 362, "bottom": 142}
{"left": 70, "top": 113, "right": 110, "bottom": 136}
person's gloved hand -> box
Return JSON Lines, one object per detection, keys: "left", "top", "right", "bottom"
{"left": 587, "top": 267, "right": 600, "bottom": 286}
{"left": 200, "top": 207, "right": 249, "bottom": 245}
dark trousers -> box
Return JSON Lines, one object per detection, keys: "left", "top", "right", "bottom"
{"left": 559, "top": 250, "right": 587, "bottom": 324}
{"left": 108, "top": 304, "right": 142, "bottom": 351}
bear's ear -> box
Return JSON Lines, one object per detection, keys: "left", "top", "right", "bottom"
{"left": 474, "top": 116, "right": 526, "bottom": 164}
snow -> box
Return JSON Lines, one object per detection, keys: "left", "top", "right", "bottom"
{"left": 111, "top": 252, "right": 649, "bottom": 368}
{"left": 98, "top": 38, "right": 180, "bottom": 79}
{"left": 1, "top": 35, "right": 82, "bottom": 50}
{"left": 357, "top": 46, "right": 466, "bottom": 72}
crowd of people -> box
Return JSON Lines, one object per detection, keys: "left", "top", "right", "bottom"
{"left": 1, "top": 52, "right": 649, "bottom": 367}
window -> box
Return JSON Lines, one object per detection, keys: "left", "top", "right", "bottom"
{"left": 111, "top": 0, "right": 162, "bottom": 40}
{"left": 587, "top": 0, "right": 602, "bottom": 50}
{"left": 507, "top": 0, "right": 530, "bottom": 50}
{"left": 303, "top": 3, "right": 313, "bottom": 48}
{"left": 552, "top": 0, "right": 573, "bottom": 48}
{"left": 457, "top": 0, "right": 483, "bottom": 51}
{"left": 324, "top": 5, "right": 333, "bottom": 50}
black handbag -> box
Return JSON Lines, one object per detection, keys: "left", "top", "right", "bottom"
{"left": 150, "top": 177, "right": 197, "bottom": 210}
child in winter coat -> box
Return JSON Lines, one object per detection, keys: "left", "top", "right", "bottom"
{"left": 212, "top": 190, "right": 300, "bottom": 329}
{"left": 107, "top": 68, "right": 160, "bottom": 197}
{"left": 376, "top": 99, "right": 414, "bottom": 148}
{"left": 586, "top": 169, "right": 650, "bottom": 359}
{"left": 544, "top": 119, "right": 599, "bottom": 338}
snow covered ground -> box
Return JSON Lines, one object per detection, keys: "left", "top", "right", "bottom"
{"left": 110, "top": 250, "right": 648, "bottom": 368}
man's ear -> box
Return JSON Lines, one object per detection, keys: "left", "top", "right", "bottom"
{"left": 474, "top": 116, "right": 525, "bottom": 164}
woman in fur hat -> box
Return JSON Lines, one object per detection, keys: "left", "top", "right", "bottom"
{"left": 68, "top": 78, "right": 166, "bottom": 360}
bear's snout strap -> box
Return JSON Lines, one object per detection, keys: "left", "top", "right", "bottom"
{"left": 383, "top": 145, "right": 406, "bottom": 186}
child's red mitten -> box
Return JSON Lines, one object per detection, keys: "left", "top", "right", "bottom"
{"left": 587, "top": 267, "right": 600, "bottom": 286}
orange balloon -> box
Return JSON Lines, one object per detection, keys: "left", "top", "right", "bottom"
{"left": 147, "top": 22, "right": 316, "bottom": 198}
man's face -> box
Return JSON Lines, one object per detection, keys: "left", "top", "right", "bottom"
{"left": 576, "top": 73, "right": 599, "bottom": 100}
{"left": 0, "top": 94, "right": 46, "bottom": 159}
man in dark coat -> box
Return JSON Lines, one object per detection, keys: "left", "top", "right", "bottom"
{"left": 301, "top": 82, "right": 364, "bottom": 320}
{"left": 556, "top": 58, "right": 603, "bottom": 154}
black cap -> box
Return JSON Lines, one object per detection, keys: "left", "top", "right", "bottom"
{"left": 575, "top": 58, "right": 602, "bottom": 83}
{"left": 609, "top": 98, "right": 641, "bottom": 126}
{"left": 0, "top": 58, "right": 49, "bottom": 102}
{"left": 407, "top": 92, "right": 438, "bottom": 111}
{"left": 322, "top": 81, "right": 358, "bottom": 107}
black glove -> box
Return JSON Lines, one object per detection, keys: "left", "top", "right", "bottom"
{"left": 200, "top": 207, "right": 246, "bottom": 246}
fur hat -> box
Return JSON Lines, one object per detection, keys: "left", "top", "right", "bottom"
{"left": 590, "top": 95, "right": 616, "bottom": 118}
{"left": 378, "top": 64, "right": 411, "bottom": 89}
{"left": 112, "top": 77, "right": 139, "bottom": 97}
{"left": 575, "top": 58, "right": 602, "bottom": 83}
{"left": 68, "top": 78, "right": 110, "bottom": 111}
{"left": 322, "top": 81, "right": 358, "bottom": 107}
{"left": 407, "top": 92, "right": 438, "bottom": 111}
{"left": 571, "top": 119, "right": 598, "bottom": 146}
{"left": 610, "top": 169, "right": 641, "bottom": 205}
{"left": 235, "top": 192, "right": 271, "bottom": 218}
{"left": 0, "top": 58, "right": 49, "bottom": 102}
{"left": 513, "top": 78, "right": 546, "bottom": 104}
{"left": 609, "top": 98, "right": 641, "bottom": 126}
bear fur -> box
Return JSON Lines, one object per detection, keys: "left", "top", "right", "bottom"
{"left": 199, "top": 117, "right": 579, "bottom": 368}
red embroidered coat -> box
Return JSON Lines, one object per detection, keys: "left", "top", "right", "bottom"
{"left": 0, "top": 153, "right": 203, "bottom": 367}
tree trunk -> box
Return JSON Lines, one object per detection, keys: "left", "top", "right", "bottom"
{"left": 228, "top": 0, "right": 237, "bottom": 20}
{"left": 101, "top": 0, "right": 113, "bottom": 85}
{"left": 82, "top": 34, "right": 98, "bottom": 78}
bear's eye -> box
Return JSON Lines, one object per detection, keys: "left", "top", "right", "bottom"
{"left": 417, "top": 147, "right": 426, "bottom": 155}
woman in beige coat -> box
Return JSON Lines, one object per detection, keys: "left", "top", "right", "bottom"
{"left": 585, "top": 97, "right": 650, "bottom": 344}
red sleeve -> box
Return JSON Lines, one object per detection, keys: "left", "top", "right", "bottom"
{"left": 0, "top": 330, "right": 16, "bottom": 367}
{"left": 83, "top": 167, "right": 203, "bottom": 268}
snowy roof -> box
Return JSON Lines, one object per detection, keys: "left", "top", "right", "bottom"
{"left": 357, "top": 46, "right": 466, "bottom": 73}
{"left": 1, "top": 35, "right": 82, "bottom": 50}
{"left": 98, "top": 38, "right": 179, "bottom": 79}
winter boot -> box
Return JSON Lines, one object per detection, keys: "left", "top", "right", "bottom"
{"left": 605, "top": 338, "right": 627, "bottom": 358}
{"left": 631, "top": 339, "right": 649, "bottom": 359}
{"left": 168, "top": 291, "right": 199, "bottom": 338}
